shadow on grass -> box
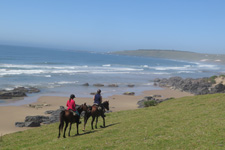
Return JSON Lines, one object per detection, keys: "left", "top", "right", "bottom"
{"left": 100, "top": 122, "right": 120, "bottom": 129}
{"left": 71, "top": 130, "right": 98, "bottom": 137}
{"left": 71, "top": 122, "right": 120, "bottom": 137}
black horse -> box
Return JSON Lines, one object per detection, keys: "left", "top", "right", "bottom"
{"left": 58, "top": 103, "right": 88, "bottom": 138}
{"left": 83, "top": 101, "right": 109, "bottom": 131}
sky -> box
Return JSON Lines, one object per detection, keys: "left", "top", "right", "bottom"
{"left": 0, "top": 0, "right": 224, "bottom": 54}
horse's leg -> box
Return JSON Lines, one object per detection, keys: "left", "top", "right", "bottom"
{"left": 95, "top": 116, "right": 98, "bottom": 129}
{"left": 58, "top": 112, "right": 64, "bottom": 138}
{"left": 101, "top": 114, "right": 105, "bottom": 127}
{"left": 83, "top": 115, "right": 88, "bottom": 131}
{"left": 76, "top": 122, "right": 79, "bottom": 135}
{"left": 58, "top": 122, "right": 62, "bottom": 138}
{"left": 68, "top": 123, "right": 72, "bottom": 136}
{"left": 63, "top": 122, "right": 68, "bottom": 138}
{"left": 91, "top": 116, "right": 95, "bottom": 130}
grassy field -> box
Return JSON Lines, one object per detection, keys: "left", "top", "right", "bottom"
{"left": 1, "top": 94, "right": 225, "bottom": 150}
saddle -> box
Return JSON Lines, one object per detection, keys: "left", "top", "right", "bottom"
{"left": 93, "top": 104, "right": 102, "bottom": 111}
{"left": 69, "top": 109, "right": 78, "bottom": 116}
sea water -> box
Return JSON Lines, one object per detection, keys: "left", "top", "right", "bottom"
{"left": 0, "top": 45, "right": 224, "bottom": 105}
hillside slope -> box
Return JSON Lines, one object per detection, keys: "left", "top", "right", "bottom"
{"left": 112, "top": 49, "right": 225, "bottom": 63}
{"left": 1, "top": 94, "right": 225, "bottom": 149}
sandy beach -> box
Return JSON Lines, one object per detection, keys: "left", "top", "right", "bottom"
{"left": 0, "top": 88, "right": 193, "bottom": 136}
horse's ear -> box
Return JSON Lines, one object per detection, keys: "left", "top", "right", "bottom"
{"left": 84, "top": 102, "right": 86, "bottom": 105}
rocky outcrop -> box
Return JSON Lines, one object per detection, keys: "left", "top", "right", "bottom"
{"left": 15, "top": 105, "right": 88, "bottom": 127}
{"left": 0, "top": 87, "right": 40, "bottom": 99}
{"left": 137, "top": 95, "right": 173, "bottom": 108}
{"left": 154, "top": 76, "right": 225, "bottom": 95}
{"left": 15, "top": 106, "right": 65, "bottom": 127}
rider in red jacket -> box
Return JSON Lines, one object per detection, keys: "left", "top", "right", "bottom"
{"left": 66, "top": 94, "right": 79, "bottom": 116}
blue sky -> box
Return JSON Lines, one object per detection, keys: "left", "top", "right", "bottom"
{"left": 0, "top": 0, "right": 224, "bottom": 54}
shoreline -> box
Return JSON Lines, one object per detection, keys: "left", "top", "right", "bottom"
{"left": 0, "top": 88, "right": 193, "bottom": 136}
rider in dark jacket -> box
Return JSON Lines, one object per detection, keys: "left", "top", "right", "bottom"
{"left": 93, "top": 89, "right": 102, "bottom": 105}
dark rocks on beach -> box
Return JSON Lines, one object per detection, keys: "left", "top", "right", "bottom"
{"left": 108, "top": 84, "right": 119, "bottom": 87}
{"left": 82, "top": 83, "right": 89, "bottom": 86}
{"left": 123, "top": 92, "right": 135, "bottom": 95}
{"left": 25, "top": 122, "right": 40, "bottom": 127}
{"left": 15, "top": 106, "right": 66, "bottom": 127}
{"left": 90, "top": 92, "right": 96, "bottom": 95}
{"left": 93, "top": 83, "right": 104, "bottom": 87}
{"left": 25, "top": 116, "right": 50, "bottom": 123}
{"left": 15, "top": 122, "right": 25, "bottom": 127}
{"left": 0, "top": 87, "right": 40, "bottom": 99}
{"left": 128, "top": 84, "right": 135, "bottom": 87}
{"left": 0, "top": 91, "right": 26, "bottom": 99}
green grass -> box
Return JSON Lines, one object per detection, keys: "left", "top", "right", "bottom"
{"left": 1, "top": 94, "right": 225, "bottom": 150}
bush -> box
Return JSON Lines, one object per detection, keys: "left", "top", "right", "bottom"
{"left": 144, "top": 100, "right": 157, "bottom": 107}
{"left": 208, "top": 75, "right": 217, "bottom": 84}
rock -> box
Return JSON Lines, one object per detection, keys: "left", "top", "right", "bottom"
{"left": 123, "top": 92, "right": 135, "bottom": 95}
{"left": 45, "top": 110, "right": 55, "bottom": 114}
{"left": 90, "top": 92, "right": 96, "bottom": 95}
{"left": 154, "top": 78, "right": 161, "bottom": 82}
{"left": 93, "top": 83, "right": 104, "bottom": 87}
{"left": 15, "top": 122, "right": 25, "bottom": 127}
{"left": 0, "top": 91, "right": 13, "bottom": 99}
{"left": 127, "top": 84, "right": 135, "bottom": 87}
{"left": 25, "top": 121, "right": 40, "bottom": 127}
{"left": 43, "top": 104, "right": 50, "bottom": 106}
{"left": 108, "top": 84, "right": 119, "bottom": 87}
{"left": 27, "top": 87, "right": 40, "bottom": 93}
{"left": 59, "top": 106, "right": 65, "bottom": 110}
{"left": 0, "top": 87, "right": 40, "bottom": 99}
{"left": 16, "top": 106, "right": 66, "bottom": 127}
{"left": 82, "top": 83, "right": 89, "bottom": 86}
{"left": 196, "top": 87, "right": 210, "bottom": 95}
{"left": 152, "top": 95, "right": 162, "bottom": 98}
{"left": 25, "top": 116, "right": 49, "bottom": 123}
{"left": 211, "top": 83, "right": 225, "bottom": 93}
{"left": 27, "top": 103, "right": 50, "bottom": 108}
{"left": 144, "top": 96, "right": 154, "bottom": 100}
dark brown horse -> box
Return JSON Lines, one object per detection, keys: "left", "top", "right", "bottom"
{"left": 83, "top": 101, "right": 109, "bottom": 131}
{"left": 58, "top": 103, "right": 88, "bottom": 138}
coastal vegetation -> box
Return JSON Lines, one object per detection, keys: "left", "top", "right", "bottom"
{"left": 1, "top": 93, "right": 225, "bottom": 149}
{"left": 112, "top": 49, "right": 225, "bottom": 63}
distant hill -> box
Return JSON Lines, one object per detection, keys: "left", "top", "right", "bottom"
{"left": 112, "top": 49, "right": 225, "bottom": 63}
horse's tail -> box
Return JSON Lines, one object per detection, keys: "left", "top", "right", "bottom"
{"left": 59, "top": 110, "right": 65, "bottom": 132}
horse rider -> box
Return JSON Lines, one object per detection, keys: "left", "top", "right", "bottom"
{"left": 93, "top": 89, "right": 103, "bottom": 111}
{"left": 66, "top": 94, "right": 80, "bottom": 116}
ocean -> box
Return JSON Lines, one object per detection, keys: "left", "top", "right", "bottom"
{"left": 0, "top": 45, "right": 225, "bottom": 105}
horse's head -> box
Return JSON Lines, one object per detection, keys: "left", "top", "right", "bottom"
{"left": 77, "top": 103, "right": 89, "bottom": 113}
{"left": 102, "top": 101, "right": 109, "bottom": 111}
